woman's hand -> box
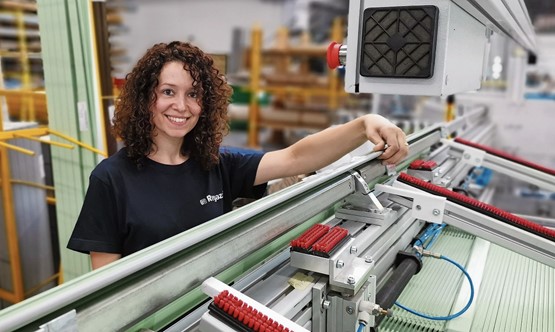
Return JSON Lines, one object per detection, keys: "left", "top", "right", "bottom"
{"left": 363, "top": 114, "right": 409, "bottom": 165}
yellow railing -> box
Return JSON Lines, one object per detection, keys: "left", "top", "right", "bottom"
{"left": 0, "top": 122, "right": 106, "bottom": 304}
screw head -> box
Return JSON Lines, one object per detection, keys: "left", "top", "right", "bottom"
{"left": 350, "top": 246, "right": 357, "bottom": 254}
{"left": 433, "top": 209, "right": 441, "bottom": 216}
{"left": 416, "top": 205, "right": 422, "bottom": 210}
{"left": 336, "top": 260, "right": 344, "bottom": 268}
{"left": 346, "top": 306, "right": 354, "bottom": 315}
{"left": 322, "top": 300, "right": 331, "bottom": 310}
{"left": 464, "top": 153, "right": 471, "bottom": 159}
{"left": 347, "top": 276, "right": 355, "bottom": 284}
{"left": 365, "top": 256, "right": 373, "bottom": 263}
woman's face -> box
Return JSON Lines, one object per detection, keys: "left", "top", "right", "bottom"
{"left": 150, "top": 61, "right": 202, "bottom": 145}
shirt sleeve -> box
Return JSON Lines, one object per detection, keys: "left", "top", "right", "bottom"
{"left": 67, "top": 174, "right": 122, "bottom": 254}
{"left": 220, "top": 148, "right": 267, "bottom": 200}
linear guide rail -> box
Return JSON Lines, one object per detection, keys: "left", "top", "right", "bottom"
{"left": 444, "top": 138, "right": 555, "bottom": 192}
{"left": 382, "top": 173, "right": 555, "bottom": 268}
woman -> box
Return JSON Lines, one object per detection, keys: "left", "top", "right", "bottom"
{"left": 67, "top": 41, "right": 408, "bottom": 269}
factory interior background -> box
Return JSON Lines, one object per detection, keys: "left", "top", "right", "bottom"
{"left": 0, "top": 0, "right": 554, "bottom": 331}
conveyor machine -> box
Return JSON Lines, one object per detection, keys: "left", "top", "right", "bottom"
{"left": 1, "top": 0, "right": 551, "bottom": 330}
{"left": 1, "top": 106, "right": 554, "bottom": 332}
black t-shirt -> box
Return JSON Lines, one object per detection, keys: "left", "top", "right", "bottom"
{"left": 67, "top": 147, "right": 267, "bottom": 256}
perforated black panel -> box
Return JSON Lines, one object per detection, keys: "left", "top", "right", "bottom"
{"left": 360, "top": 6, "right": 438, "bottom": 78}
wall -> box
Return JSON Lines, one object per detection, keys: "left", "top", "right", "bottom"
{"left": 113, "top": 0, "right": 288, "bottom": 76}
{"left": 535, "top": 33, "right": 555, "bottom": 78}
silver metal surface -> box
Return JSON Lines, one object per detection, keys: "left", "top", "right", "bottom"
{"left": 447, "top": 140, "right": 555, "bottom": 192}
{"left": 389, "top": 185, "right": 555, "bottom": 268}
{"left": 37, "top": 310, "right": 77, "bottom": 332}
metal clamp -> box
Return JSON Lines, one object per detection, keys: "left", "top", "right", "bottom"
{"left": 442, "top": 138, "right": 486, "bottom": 167}
{"left": 374, "top": 183, "right": 446, "bottom": 224}
{"left": 349, "top": 171, "right": 384, "bottom": 211}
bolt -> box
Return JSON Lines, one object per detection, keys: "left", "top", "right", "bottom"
{"left": 336, "top": 260, "right": 344, "bottom": 268}
{"left": 433, "top": 209, "right": 441, "bottom": 216}
{"left": 347, "top": 276, "right": 355, "bottom": 284}
{"left": 350, "top": 246, "right": 357, "bottom": 254}
{"left": 322, "top": 300, "right": 331, "bottom": 310}
{"left": 346, "top": 306, "right": 354, "bottom": 315}
{"left": 416, "top": 205, "right": 422, "bottom": 210}
{"left": 365, "top": 256, "right": 373, "bottom": 263}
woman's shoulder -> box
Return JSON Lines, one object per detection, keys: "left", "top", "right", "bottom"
{"left": 219, "top": 146, "right": 265, "bottom": 159}
{"left": 218, "top": 146, "right": 265, "bottom": 167}
{"left": 91, "top": 148, "right": 135, "bottom": 179}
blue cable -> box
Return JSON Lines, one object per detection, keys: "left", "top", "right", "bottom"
{"left": 356, "top": 322, "right": 366, "bottom": 332}
{"left": 395, "top": 254, "right": 474, "bottom": 320}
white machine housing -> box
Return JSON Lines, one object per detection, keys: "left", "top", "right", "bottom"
{"left": 343, "top": 0, "right": 535, "bottom": 96}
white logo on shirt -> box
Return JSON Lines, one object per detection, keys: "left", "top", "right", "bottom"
{"left": 200, "top": 192, "right": 224, "bottom": 205}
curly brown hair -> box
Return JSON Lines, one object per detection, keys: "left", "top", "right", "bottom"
{"left": 112, "top": 41, "right": 231, "bottom": 170}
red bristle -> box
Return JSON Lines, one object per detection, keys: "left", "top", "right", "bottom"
{"left": 398, "top": 173, "right": 555, "bottom": 241}
{"left": 409, "top": 160, "right": 425, "bottom": 169}
{"left": 214, "top": 291, "right": 295, "bottom": 332}
{"left": 312, "top": 226, "right": 348, "bottom": 253}
{"left": 291, "top": 224, "right": 330, "bottom": 249}
{"left": 421, "top": 160, "right": 437, "bottom": 170}
{"left": 454, "top": 138, "right": 555, "bottom": 176}
{"left": 235, "top": 306, "right": 242, "bottom": 318}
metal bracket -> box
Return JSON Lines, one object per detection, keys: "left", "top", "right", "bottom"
{"left": 37, "top": 310, "right": 77, "bottom": 332}
{"left": 374, "top": 182, "right": 446, "bottom": 224}
{"left": 350, "top": 170, "right": 371, "bottom": 194}
{"left": 443, "top": 138, "right": 486, "bottom": 166}
{"left": 349, "top": 170, "right": 384, "bottom": 211}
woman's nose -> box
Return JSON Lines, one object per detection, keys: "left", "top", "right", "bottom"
{"left": 174, "top": 97, "right": 187, "bottom": 112}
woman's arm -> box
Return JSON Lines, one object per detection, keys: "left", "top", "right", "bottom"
{"left": 90, "top": 251, "right": 122, "bottom": 270}
{"left": 255, "top": 114, "right": 407, "bottom": 185}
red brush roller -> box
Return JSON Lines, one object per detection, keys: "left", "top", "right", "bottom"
{"left": 213, "top": 290, "right": 290, "bottom": 332}
{"left": 397, "top": 172, "right": 555, "bottom": 242}
{"left": 290, "top": 224, "right": 330, "bottom": 251}
{"left": 454, "top": 138, "right": 555, "bottom": 176}
{"left": 311, "top": 226, "right": 349, "bottom": 255}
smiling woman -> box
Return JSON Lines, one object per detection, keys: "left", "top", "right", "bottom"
{"left": 149, "top": 61, "right": 203, "bottom": 164}
{"left": 67, "top": 41, "right": 408, "bottom": 270}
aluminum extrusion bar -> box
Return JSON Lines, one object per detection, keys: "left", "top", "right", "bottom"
{"left": 389, "top": 183, "right": 555, "bottom": 268}
{"left": 452, "top": 0, "right": 536, "bottom": 51}
{"left": 445, "top": 106, "right": 488, "bottom": 135}
{"left": 446, "top": 139, "right": 555, "bottom": 192}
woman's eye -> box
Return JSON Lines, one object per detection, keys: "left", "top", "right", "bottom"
{"left": 188, "top": 91, "right": 198, "bottom": 98}
{"left": 162, "top": 89, "right": 174, "bottom": 96}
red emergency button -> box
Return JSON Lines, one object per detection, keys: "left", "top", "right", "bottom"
{"left": 327, "top": 41, "right": 343, "bottom": 69}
